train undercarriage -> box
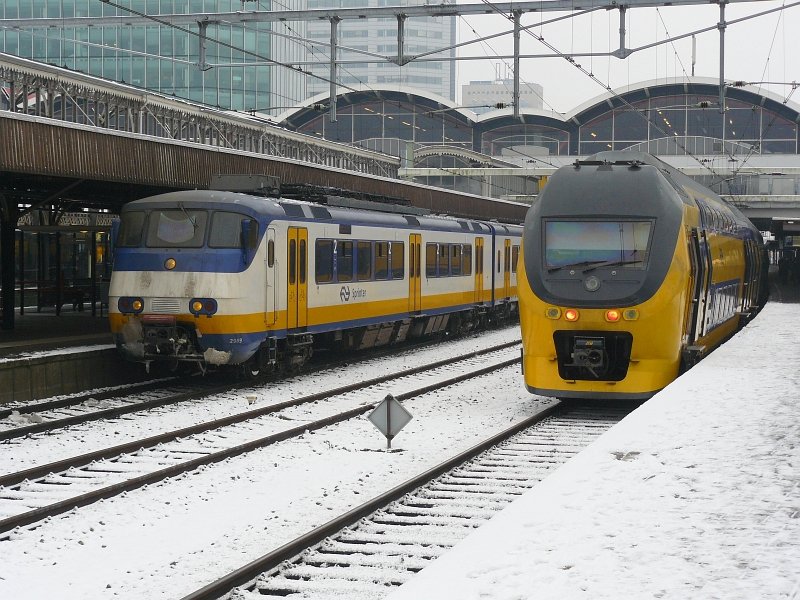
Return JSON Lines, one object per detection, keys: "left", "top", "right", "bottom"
{"left": 123, "top": 302, "right": 518, "bottom": 380}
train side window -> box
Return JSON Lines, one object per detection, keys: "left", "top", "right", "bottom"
{"left": 451, "top": 244, "right": 462, "bottom": 276}
{"left": 337, "top": 240, "right": 354, "bottom": 282}
{"left": 497, "top": 250, "right": 501, "bottom": 273}
{"left": 504, "top": 246, "right": 511, "bottom": 272}
{"left": 462, "top": 244, "right": 472, "bottom": 276}
{"left": 289, "top": 239, "right": 297, "bottom": 285}
{"left": 512, "top": 245, "right": 520, "bottom": 273}
{"left": 438, "top": 244, "right": 449, "bottom": 276}
{"left": 315, "top": 239, "right": 333, "bottom": 283}
{"left": 357, "top": 241, "right": 372, "bottom": 281}
{"left": 426, "top": 243, "right": 437, "bottom": 277}
{"left": 375, "top": 241, "right": 389, "bottom": 280}
{"left": 117, "top": 211, "right": 146, "bottom": 246}
{"left": 210, "top": 212, "right": 254, "bottom": 248}
{"left": 268, "top": 240, "right": 275, "bottom": 267}
{"left": 299, "top": 239, "right": 307, "bottom": 284}
{"left": 391, "top": 241, "right": 404, "bottom": 279}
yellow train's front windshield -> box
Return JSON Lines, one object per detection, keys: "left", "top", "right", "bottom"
{"left": 544, "top": 220, "right": 652, "bottom": 270}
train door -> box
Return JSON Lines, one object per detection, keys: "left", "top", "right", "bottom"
{"left": 266, "top": 227, "right": 277, "bottom": 325}
{"left": 474, "top": 237, "right": 484, "bottom": 303}
{"left": 287, "top": 227, "right": 308, "bottom": 330}
{"left": 688, "top": 228, "right": 712, "bottom": 342}
{"left": 408, "top": 233, "right": 421, "bottom": 312}
{"left": 503, "top": 239, "right": 511, "bottom": 299}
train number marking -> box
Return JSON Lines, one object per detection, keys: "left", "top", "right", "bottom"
{"left": 229, "top": 337, "right": 244, "bottom": 344}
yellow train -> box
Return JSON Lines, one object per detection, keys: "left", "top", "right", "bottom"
{"left": 519, "top": 151, "right": 768, "bottom": 400}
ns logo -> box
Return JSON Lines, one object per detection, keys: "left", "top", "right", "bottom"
{"left": 340, "top": 286, "right": 351, "bottom": 302}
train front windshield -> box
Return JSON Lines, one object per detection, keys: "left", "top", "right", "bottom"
{"left": 544, "top": 220, "right": 652, "bottom": 269}
{"left": 117, "top": 208, "right": 256, "bottom": 249}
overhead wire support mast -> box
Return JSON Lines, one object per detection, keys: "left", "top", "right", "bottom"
{"left": 718, "top": 0, "right": 728, "bottom": 113}
{"left": 330, "top": 16, "right": 340, "bottom": 123}
{"left": 513, "top": 10, "right": 521, "bottom": 119}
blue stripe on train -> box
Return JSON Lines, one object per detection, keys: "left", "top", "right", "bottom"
{"left": 114, "top": 249, "right": 250, "bottom": 273}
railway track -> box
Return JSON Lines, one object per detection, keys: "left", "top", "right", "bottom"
{"left": 0, "top": 378, "right": 221, "bottom": 441}
{"left": 182, "top": 404, "right": 630, "bottom": 600}
{"left": 0, "top": 333, "right": 514, "bottom": 441}
{"left": 0, "top": 341, "right": 521, "bottom": 536}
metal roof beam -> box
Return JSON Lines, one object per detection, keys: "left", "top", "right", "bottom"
{"left": 0, "top": 0, "right": 774, "bottom": 28}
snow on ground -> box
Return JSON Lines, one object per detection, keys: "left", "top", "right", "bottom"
{"left": 388, "top": 302, "right": 800, "bottom": 600}
{"left": 0, "top": 327, "right": 521, "bottom": 472}
{"left": 1, "top": 326, "right": 560, "bottom": 600}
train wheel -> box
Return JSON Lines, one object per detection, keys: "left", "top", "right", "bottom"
{"left": 242, "top": 348, "right": 267, "bottom": 381}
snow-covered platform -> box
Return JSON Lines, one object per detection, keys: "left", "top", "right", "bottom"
{"left": 0, "top": 310, "right": 145, "bottom": 402}
{"left": 388, "top": 301, "right": 800, "bottom": 600}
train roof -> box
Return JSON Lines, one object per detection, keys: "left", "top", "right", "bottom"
{"left": 123, "top": 190, "right": 522, "bottom": 235}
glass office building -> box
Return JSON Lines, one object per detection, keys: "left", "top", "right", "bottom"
{"left": 0, "top": 0, "right": 306, "bottom": 113}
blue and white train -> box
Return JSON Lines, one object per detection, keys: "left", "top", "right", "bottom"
{"left": 109, "top": 190, "right": 521, "bottom": 376}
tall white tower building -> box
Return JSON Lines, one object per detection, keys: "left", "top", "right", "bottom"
{"left": 305, "top": 0, "right": 457, "bottom": 102}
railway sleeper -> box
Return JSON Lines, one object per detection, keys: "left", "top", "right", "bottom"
{"left": 321, "top": 539, "right": 447, "bottom": 559}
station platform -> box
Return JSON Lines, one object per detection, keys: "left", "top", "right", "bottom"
{"left": 0, "top": 307, "right": 149, "bottom": 404}
{"left": 388, "top": 288, "right": 800, "bottom": 599}
{"left": 0, "top": 306, "right": 112, "bottom": 357}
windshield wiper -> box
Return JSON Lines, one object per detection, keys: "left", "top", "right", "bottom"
{"left": 582, "top": 259, "right": 644, "bottom": 273}
{"left": 178, "top": 202, "right": 197, "bottom": 229}
{"left": 547, "top": 260, "right": 607, "bottom": 273}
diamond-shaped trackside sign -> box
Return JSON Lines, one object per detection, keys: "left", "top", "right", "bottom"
{"left": 368, "top": 394, "right": 413, "bottom": 448}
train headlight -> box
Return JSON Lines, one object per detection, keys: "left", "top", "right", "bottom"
{"left": 584, "top": 275, "right": 601, "bottom": 292}
{"left": 605, "top": 309, "right": 621, "bottom": 322}
{"left": 623, "top": 309, "right": 640, "bottom": 321}
{"left": 545, "top": 307, "right": 561, "bottom": 319}
{"left": 118, "top": 297, "right": 144, "bottom": 314}
{"left": 190, "top": 298, "right": 218, "bottom": 317}
{"left": 164, "top": 258, "right": 177, "bottom": 270}
{"left": 564, "top": 308, "right": 580, "bottom": 322}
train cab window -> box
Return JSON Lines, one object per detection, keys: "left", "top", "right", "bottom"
{"left": 117, "top": 211, "right": 146, "bottom": 247}
{"left": 315, "top": 239, "right": 334, "bottom": 283}
{"left": 462, "top": 245, "right": 472, "bottom": 276}
{"left": 426, "top": 243, "right": 437, "bottom": 277}
{"left": 544, "top": 220, "right": 653, "bottom": 269}
{"left": 146, "top": 209, "right": 207, "bottom": 248}
{"left": 337, "top": 240, "right": 354, "bottom": 282}
{"left": 375, "top": 241, "right": 389, "bottom": 280}
{"left": 209, "top": 212, "right": 255, "bottom": 248}
{"left": 391, "top": 241, "right": 404, "bottom": 279}
{"left": 451, "top": 245, "right": 462, "bottom": 275}
{"left": 438, "top": 244, "right": 450, "bottom": 276}
{"left": 357, "top": 241, "right": 372, "bottom": 281}
{"left": 512, "top": 245, "right": 520, "bottom": 273}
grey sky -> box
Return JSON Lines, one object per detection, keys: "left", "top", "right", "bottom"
{"left": 455, "top": 0, "right": 799, "bottom": 113}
